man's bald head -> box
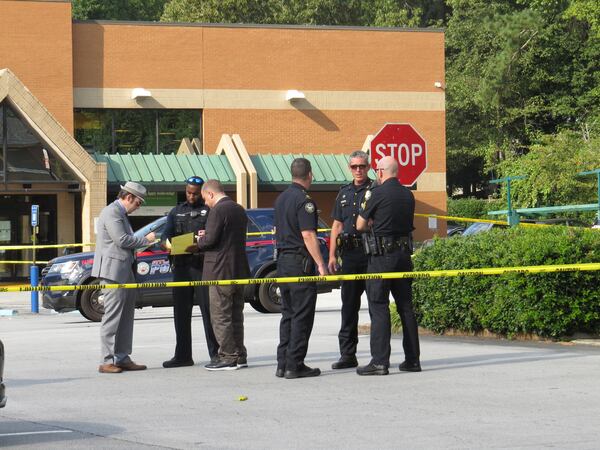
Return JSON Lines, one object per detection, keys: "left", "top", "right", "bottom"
{"left": 376, "top": 156, "right": 398, "bottom": 177}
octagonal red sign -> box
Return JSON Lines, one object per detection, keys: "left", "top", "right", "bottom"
{"left": 370, "top": 123, "right": 427, "bottom": 186}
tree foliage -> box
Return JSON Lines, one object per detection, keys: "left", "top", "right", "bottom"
{"left": 72, "top": 0, "right": 168, "bottom": 21}
{"left": 497, "top": 130, "right": 600, "bottom": 208}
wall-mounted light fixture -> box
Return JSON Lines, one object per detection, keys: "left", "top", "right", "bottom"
{"left": 131, "top": 88, "right": 152, "bottom": 100}
{"left": 285, "top": 89, "right": 305, "bottom": 101}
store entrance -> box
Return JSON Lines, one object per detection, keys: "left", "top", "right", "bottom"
{"left": 0, "top": 195, "right": 57, "bottom": 280}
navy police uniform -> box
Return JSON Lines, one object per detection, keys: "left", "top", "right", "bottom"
{"left": 163, "top": 201, "right": 218, "bottom": 361}
{"left": 359, "top": 177, "right": 420, "bottom": 367}
{"left": 274, "top": 182, "right": 319, "bottom": 372}
{"left": 331, "top": 179, "right": 373, "bottom": 359}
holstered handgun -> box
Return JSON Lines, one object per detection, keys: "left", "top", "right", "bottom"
{"left": 335, "top": 234, "right": 344, "bottom": 260}
{"left": 362, "top": 230, "right": 381, "bottom": 256}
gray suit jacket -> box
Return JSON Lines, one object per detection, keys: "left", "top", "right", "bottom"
{"left": 91, "top": 200, "right": 149, "bottom": 283}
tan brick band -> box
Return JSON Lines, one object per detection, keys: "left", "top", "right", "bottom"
{"left": 74, "top": 88, "right": 445, "bottom": 111}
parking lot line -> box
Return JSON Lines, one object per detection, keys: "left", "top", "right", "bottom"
{"left": 0, "top": 430, "right": 73, "bottom": 437}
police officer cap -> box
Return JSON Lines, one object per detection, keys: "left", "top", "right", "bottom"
{"left": 120, "top": 181, "right": 147, "bottom": 202}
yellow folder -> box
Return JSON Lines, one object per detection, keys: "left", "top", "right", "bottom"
{"left": 169, "top": 232, "right": 196, "bottom": 255}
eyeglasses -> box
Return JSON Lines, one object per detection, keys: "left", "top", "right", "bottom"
{"left": 350, "top": 164, "right": 368, "bottom": 170}
{"left": 376, "top": 168, "right": 386, "bottom": 173}
{"left": 186, "top": 176, "right": 205, "bottom": 186}
{"left": 132, "top": 196, "right": 143, "bottom": 207}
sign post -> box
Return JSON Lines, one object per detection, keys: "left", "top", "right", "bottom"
{"left": 30, "top": 204, "right": 39, "bottom": 313}
{"left": 370, "top": 123, "right": 427, "bottom": 186}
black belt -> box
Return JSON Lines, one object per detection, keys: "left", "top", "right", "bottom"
{"left": 278, "top": 248, "right": 306, "bottom": 255}
{"left": 376, "top": 236, "right": 410, "bottom": 253}
{"left": 341, "top": 235, "right": 362, "bottom": 249}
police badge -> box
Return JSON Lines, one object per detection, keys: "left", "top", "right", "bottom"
{"left": 305, "top": 202, "right": 315, "bottom": 213}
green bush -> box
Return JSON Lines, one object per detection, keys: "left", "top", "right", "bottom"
{"left": 447, "top": 198, "right": 505, "bottom": 222}
{"left": 400, "top": 227, "right": 600, "bottom": 339}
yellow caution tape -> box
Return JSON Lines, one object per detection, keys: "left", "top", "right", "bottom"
{"left": 414, "top": 213, "right": 546, "bottom": 227}
{"left": 0, "top": 260, "right": 49, "bottom": 264}
{"left": 0, "top": 243, "right": 95, "bottom": 250}
{"left": 246, "top": 228, "right": 331, "bottom": 237}
{"left": 2, "top": 262, "right": 599, "bottom": 293}
{"left": 0, "top": 213, "right": 570, "bottom": 252}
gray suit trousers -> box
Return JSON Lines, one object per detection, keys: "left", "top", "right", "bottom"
{"left": 100, "top": 277, "right": 137, "bottom": 364}
{"left": 209, "top": 285, "right": 246, "bottom": 363}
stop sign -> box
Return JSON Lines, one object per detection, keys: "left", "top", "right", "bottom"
{"left": 370, "top": 123, "right": 427, "bottom": 186}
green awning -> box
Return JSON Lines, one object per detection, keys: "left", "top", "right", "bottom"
{"left": 250, "top": 153, "right": 376, "bottom": 188}
{"left": 93, "top": 153, "right": 237, "bottom": 189}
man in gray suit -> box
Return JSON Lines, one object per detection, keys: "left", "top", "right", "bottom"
{"left": 92, "top": 182, "right": 156, "bottom": 374}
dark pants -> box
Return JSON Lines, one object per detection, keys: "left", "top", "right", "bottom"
{"left": 172, "top": 265, "right": 218, "bottom": 360}
{"left": 366, "top": 248, "right": 420, "bottom": 366}
{"left": 276, "top": 252, "right": 317, "bottom": 372}
{"left": 337, "top": 248, "right": 368, "bottom": 358}
{"left": 209, "top": 285, "right": 246, "bottom": 363}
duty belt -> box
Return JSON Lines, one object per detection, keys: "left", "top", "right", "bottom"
{"left": 363, "top": 234, "right": 411, "bottom": 256}
{"left": 340, "top": 234, "right": 362, "bottom": 250}
{"left": 278, "top": 247, "right": 307, "bottom": 255}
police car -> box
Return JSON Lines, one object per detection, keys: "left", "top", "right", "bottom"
{"left": 41, "top": 208, "right": 333, "bottom": 321}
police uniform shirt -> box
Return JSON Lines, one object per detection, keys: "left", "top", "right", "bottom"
{"left": 274, "top": 182, "right": 318, "bottom": 250}
{"left": 359, "top": 177, "right": 415, "bottom": 237}
{"left": 331, "top": 179, "right": 372, "bottom": 236}
{"left": 163, "top": 201, "right": 210, "bottom": 244}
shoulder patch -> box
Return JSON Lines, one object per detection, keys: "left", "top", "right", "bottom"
{"left": 305, "top": 202, "right": 315, "bottom": 214}
{"left": 365, "top": 190, "right": 372, "bottom": 201}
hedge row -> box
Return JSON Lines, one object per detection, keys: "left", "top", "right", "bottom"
{"left": 392, "top": 226, "right": 600, "bottom": 339}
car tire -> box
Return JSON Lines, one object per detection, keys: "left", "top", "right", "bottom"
{"left": 78, "top": 280, "right": 104, "bottom": 322}
{"left": 249, "top": 298, "right": 268, "bottom": 313}
{"left": 258, "top": 270, "right": 282, "bottom": 313}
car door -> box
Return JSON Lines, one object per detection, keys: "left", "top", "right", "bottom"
{"left": 133, "top": 218, "right": 173, "bottom": 307}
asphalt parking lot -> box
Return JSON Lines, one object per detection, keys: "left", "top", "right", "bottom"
{"left": 1, "top": 291, "right": 600, "bottom": 449}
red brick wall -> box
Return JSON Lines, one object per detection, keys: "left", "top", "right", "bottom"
{"left": 0, "top": 1, "right": 74, "bottom": 131}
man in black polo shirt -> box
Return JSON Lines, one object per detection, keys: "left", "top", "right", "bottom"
{"left": 328, "top": 150, "right": 373, "bottom": 369}
{"left": 274, "top": 157, "right": 328, "bottom": 379}
{"left": 356, "top": 156, "right": 421, "bottom": 376}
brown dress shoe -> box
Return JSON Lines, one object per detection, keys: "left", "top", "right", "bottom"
{"left": 98, "top": 363, "right": 123, "bottom": 374}
{"left": 116, "top": 361, "right": 147, "bottom": 371}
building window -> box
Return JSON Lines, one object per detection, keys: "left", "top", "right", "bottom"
{"left": 0, "top": 101, "right": 78, "bottom": 182}
{"left": 74, "top": 109, "right": 202, "bottom": 155}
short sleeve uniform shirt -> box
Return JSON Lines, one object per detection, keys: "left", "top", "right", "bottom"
{"left": 274, "top": 182, "right": 318, "bottom": 250}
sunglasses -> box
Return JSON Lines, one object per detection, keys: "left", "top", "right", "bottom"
{"left": 186, "top": 176, "right": 205, "bottom": 186}
{"left": 350, "top": 164, "right": 368, "bottom": 170}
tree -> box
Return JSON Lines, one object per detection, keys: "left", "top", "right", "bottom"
{"left": 497, "top": 130, "right": 600, "bottom": 208}
{"left": 72, "top": 0, "right": 169, "bottom": 21}
{"left": 445, "top": 0, "right": 600, "bottom": 196}
{"left": 161, "top": 0, "right": 448, "bottom": 27}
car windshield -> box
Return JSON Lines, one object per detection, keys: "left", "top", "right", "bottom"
{"left": 248, "top": 211, "right": 275, "bottom": 232}
{"left": 462, "top": 222, "right": 494, "bottom": 236}
{"left": 134, "top": 217, "right": 166, "bottom": 240}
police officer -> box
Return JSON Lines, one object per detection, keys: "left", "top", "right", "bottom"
{"left": 274, "top": 158, "right": 328, "bottom": 379}
{"left": 328, "top": 150, "right": 373, "bottom": 369}
{"left": 162, "top": 176, "right": 218, "bottom": 368}
{"left": 356, "top": 156, "right": 421, "bottom": 375}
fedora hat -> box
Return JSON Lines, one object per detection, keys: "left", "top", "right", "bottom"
{"left": 120, "top": 181, "right": 147, "bottom": 202}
